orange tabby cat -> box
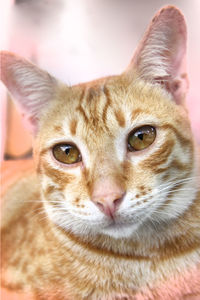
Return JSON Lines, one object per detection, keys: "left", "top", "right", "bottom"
{"left": 1, "top": 6, "right": 200, "bottom": 300}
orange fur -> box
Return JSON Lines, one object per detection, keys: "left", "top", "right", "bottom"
{"left": 1, "top": 5, "right": 200, "bottom": 300}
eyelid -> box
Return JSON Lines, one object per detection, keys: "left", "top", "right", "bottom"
{"left": 45, "top": 137, "right": 77, "bottom": 149}
{"left": 51, "top": 141, "right": 80, "bottom": 149}
{"left": 128, "top": 124, "right": 156, "bottom": 134}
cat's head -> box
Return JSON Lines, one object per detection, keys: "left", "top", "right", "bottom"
{"left": 1, "top": 6, "right": 197, "bottom": 239}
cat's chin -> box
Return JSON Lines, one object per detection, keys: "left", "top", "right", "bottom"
{"left": 99, "top": 222, "right": 141, "bottom": 239}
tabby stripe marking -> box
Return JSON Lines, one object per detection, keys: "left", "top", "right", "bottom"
{"left": 140, "top": 140, "right": 174, "bottom": 171}
{"left": 42, "top": 161, "right": 75, "bottom": 190}
{"left": 171, "top": 158, "right": 192, "bottom": 171}
{"left": 76, "top": 88, "right": 88, "bottom": 123}
{"left": 161, "top": 124, "right": 193, "bottom": 148}
{"left": 131, "top": 108, "right": 145, "bottom": 121}
{"left": 86, "top": 87, "right": 99, "bottom": 127}
{"left": 54, "top": 125, "right": 64, "bottom": 134}
{"left": 44, "top": 185, "right": 56, "bottom": 196}
{"left": 157, "top": 182, "right": 185, "bottom": 211}
{"left": 155, "top": 157, "right": 193, "bottom": 174}
{"left": 102, "top": 86, "right": 112, "bottom": 129}
{"left": 70, "top": 119, "right": 78, "bottom": 136}
{"left": 114, "top": 109, "right": 126, "bottom": 127}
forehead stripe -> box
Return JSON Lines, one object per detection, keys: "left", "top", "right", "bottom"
{"left": 76, "top": 88, "right": 89, "bottom": 123}
{"left": 102, "top": 86, "right": 112, "bottom": 125}
{"left": 70, "top": 119, "right": 78, "bottom": 136}
{"left": 114, "top": 109, "right": 125, "bottom": 127}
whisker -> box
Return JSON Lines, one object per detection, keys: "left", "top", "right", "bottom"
{"left": 20, "top": 200, "right": 43, "bottom": 203}
{"left": 165, "top": 188, "right": 196, "bottom": 194}
{"left": 156, "top": 175, "right": 200, "bottom": 191}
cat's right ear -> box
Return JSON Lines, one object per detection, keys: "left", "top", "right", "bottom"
{"left": 0, "top": 51, "right": 60, "bottom": 135}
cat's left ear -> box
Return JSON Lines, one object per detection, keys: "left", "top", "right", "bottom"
{"left": 0, "top": 51, "right": 61, "bottom": 135}
{"left": 126, "top": 6, "right": 188, "bottom": 104}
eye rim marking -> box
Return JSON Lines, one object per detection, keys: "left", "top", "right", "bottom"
{"left": 127, "top": 125, "right": 156, "bottom": 152}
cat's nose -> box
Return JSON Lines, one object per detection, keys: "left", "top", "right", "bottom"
{"left": 93, "top": 195, "right": 124, "bottom": 218}
{"left": 91, "top": 181, "right": 125, "bottom": 218}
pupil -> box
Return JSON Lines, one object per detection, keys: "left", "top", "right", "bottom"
{"left": 60, "top": 145, "right": 72, "bottom": 155}
{"left": 65, "top": 148, "right": 70, "bottom": 155}
{"left": 138, "top": 133, "right": 144, "bottom": 140}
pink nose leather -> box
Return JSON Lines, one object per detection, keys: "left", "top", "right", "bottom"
{"left": 91, "top": 180, "right": 125, "bottom": 217}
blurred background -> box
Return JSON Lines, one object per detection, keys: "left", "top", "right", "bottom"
{"left": 0, "top": 0, "right": 200, "bottom": 161}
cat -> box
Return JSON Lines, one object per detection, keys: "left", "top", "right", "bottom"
{"left": 1, "top": 5, "right": 200, "bottom": 300}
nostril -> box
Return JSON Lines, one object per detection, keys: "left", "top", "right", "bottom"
{"left": 113, "top": 197, "right": 123, "bottom": 208}
{"left": 96, "top": 201, "right": 104, "bottom": 211}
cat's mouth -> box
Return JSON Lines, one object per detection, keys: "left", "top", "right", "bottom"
{"left": 100, "top": 220, "right": 141, "bottom": 238}
{"left": 103, "top": 218, "right": 139, "bottom": 231}
{"left": 106, "top": 222, "right": 132, "bottom": 230}
{"left": 104, "top": 210, "right": 146, "bottom": 228}
{"left": 97, "top": 212, "right": 149, "bottom": 238}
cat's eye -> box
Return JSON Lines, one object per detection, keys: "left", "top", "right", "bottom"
{"left": 52, "top": 144, "right": 81, "bottom": 164}
{"left": 128, "top": 125, "right": 156, "bottom": 151}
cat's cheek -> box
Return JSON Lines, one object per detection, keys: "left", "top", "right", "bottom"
{"left": 59, "top": 183, "right": 101, "bottom": 219}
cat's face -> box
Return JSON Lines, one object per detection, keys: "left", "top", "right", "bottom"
{"left": 1, "top": 6, "right": 197, "bottom": 239}
{"left": 35, "top": 75, "right": 194, "bottom": 238}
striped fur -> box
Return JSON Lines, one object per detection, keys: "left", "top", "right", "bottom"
{"left": 1, "top": 5, "right": 200, "bottom": 300}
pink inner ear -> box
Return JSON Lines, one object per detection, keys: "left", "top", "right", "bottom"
{"left": 0, "top": 51, "right": 58, "bottom": 134}
{"left": 21, "top": 114, "right": 39, "bottom": 136}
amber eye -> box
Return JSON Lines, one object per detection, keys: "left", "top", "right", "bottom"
{"left": 52, "top": 144, "right": 81, "bottom": 164}
{"left": 128, "top": 125, "right": 156, "bottom": 151}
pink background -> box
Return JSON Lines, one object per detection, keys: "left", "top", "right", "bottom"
{"left": 0, "top": 0, "right": 200, "bottom": 157}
